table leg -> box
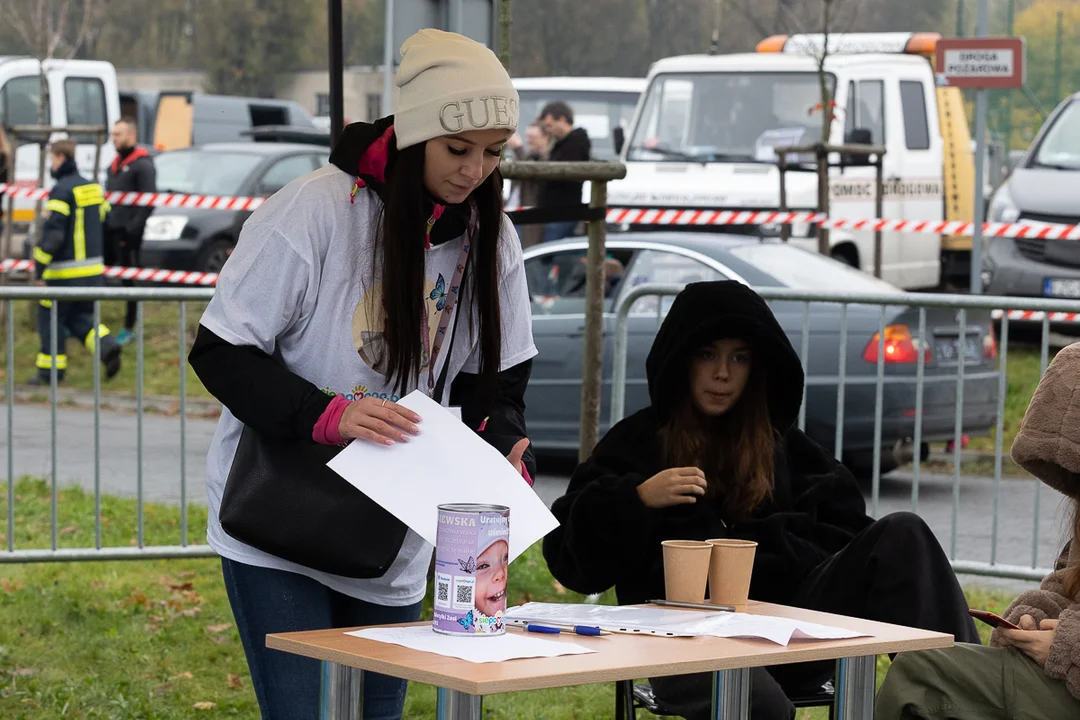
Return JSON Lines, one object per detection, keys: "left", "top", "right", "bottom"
{"left": 834, "top": 655, "right": 877, "bottom": 720}
{"left": 436, "top": 687, "right": 483, "bottom": 719}
{"left": 320, "top": 660, "right": 363, "bottom": 720}
{"left": 711, "top": 668, "right": 752, "bottom": 719}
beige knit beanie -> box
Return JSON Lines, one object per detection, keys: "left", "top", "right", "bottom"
{"left": 394, "top": 29, "right": 519, "bottom": 150}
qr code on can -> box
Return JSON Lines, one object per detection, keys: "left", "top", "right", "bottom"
{"left": 452, "top": 575, "right": 476, "bottom": 610}
{"left": 435, "top": 573, "right": 451, "bottom": 608}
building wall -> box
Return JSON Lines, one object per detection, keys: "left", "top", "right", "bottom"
{"left": 115, "top": 70, "right": 205, "bottom": 93}
{"left": 276, "top": 68, "right": 388, "bottom": 122}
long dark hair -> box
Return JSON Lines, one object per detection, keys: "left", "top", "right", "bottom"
{"left": 660, "top": 357, "right": 776, "bottom": 523}
{"left": 376, "top": 143, "right": 504, "bottom": 397}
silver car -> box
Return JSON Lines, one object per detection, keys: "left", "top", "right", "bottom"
{"left": 523, "top": 234, "right": 1000, "bottom": 477}
{"left": 984, "top": 93, "right": 1080, "bottom": 299}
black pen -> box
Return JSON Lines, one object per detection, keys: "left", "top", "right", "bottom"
{"left": 648, "top": 599, "right": 737, "bottom": 612}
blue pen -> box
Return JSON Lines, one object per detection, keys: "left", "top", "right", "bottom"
{"left": 524, "top": 623, "right": 608, "bottom": 637}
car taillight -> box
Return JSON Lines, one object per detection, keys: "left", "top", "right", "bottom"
{"left": 862, "top": 325, "right": 931, "bottom": 364}
{"left": 984, "top": 324, "right": 998, "bottom": 359}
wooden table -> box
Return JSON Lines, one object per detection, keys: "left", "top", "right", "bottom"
{"left": 267, "top": 601, "right": 953, "bottom": 720}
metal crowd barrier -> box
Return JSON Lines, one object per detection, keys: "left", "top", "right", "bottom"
{"left": 613, "top": 283, "right": 1080, "bottom": 583}
{"left": 1, "top": 286, "right": 215, "bottom": 562}
{"left": 0, "top": 284, "right": 1075, "bottom": 584}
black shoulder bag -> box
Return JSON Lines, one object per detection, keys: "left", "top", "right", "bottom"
{"left": 219, "top": 259, "right": 470, "bottom": 579}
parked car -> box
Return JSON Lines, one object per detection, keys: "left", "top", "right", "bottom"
{"left": 984, "top": 92, "right": 1080, "bottom": 300}
{"left": 524, "top": 233, "right": 1000, "bottom": 477}
{"left": 139, "top": 143, "right": 328, "bottom": 273}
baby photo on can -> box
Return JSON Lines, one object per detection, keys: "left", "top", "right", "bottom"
{"left": 433, "top": 504, "right": 510, "bottom": 635}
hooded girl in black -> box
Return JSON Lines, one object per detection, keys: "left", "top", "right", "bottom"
{"left": 543, "top": 281, "right": 979, "bottom": 720}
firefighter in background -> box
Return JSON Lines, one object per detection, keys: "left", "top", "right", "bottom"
{"left": 30, "top": 139, "right": 122, "bottom": 385}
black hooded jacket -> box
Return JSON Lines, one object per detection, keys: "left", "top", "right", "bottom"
{"left": 542, "top": 281, "right": 873, "bottom": 606}
{"left": 189, "top": 117, "right": 535, "bottom": 477}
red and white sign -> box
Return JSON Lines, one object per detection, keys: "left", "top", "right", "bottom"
{"left": 935, "top": 37, "right": 1025, "bottom": 89}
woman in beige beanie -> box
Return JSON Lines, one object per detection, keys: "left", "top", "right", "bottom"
{"left": 188, "top": 29, "right": 536, "bottom": 720}
{"left": 875, "top": 343, "right": 1080, "bottom": 718}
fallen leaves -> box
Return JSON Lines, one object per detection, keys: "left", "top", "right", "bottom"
{"left": 193, "top": 701, "right": 217, "bottom": 710}
{"left": 59, "top": 525, "right": 78, "bottom": 536}
{"left": 552, "top": 580, "right": 567, "bottom": 595}
{"left": 9, "top": 668, "right": 35, "bottom": 677}
{"left": 226, "top": 673, "right": 242, "bottom": 690}
{"left": 1, "top": 578, "right": 23, "bottom": 593}
{"left": 171, "top": 671, "right": 194, "bottom": 681}
{"left": 205, "top": 623, "right": 232, "bottom": 635}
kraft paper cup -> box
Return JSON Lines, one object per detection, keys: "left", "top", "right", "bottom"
{"left": 706, "top": 539, "right": 757, "bottom": 611}
{"left": 661, "top": 540, "right": 712, "bottom": 604}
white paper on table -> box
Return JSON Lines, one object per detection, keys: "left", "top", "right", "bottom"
{"left": 327, "top": 391, "right": 558, "bottom": 562}
{"left": 345, "top": 626, "right": 596, "bottom": 663}
{"left": 505, "top": 603, "right": 870, "bottom": 647}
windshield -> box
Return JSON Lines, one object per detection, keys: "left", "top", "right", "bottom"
{"left": 729, "top": 243, "right": 901, "bottom": 294}
{"left": 517, "top": 89, "right": 640, "bottom": 160}
{"left": 627, "top": 72, "right": 835, "bottom": 163}
{"left": 1033, "top": 100, "right": 1080, "bottom": 170}
{"left": 153, "top": 151, "right": 263, "bottom": 195}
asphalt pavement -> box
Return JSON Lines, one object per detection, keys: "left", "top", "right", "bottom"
{"left": 0, "top": 402, "right": 1068, "bottom": 594}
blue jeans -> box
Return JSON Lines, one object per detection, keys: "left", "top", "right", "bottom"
{"left": 542, "top": 221, "right": 578, "bottom": 243}
{"left": 221, "top": 557, "right": 423, "bottom": 720}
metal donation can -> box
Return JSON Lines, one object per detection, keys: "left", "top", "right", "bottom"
{"left": 433, "top": 503, "right": 510, "bottom": 635}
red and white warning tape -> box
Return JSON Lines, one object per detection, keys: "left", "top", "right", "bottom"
{"left": 991, "top": 309, "right": 1080, "bottom": 324}
{"left": 5, "top": 183, "right": 1080, "bottom": 239}
{"left": 0, "top": 258, "right": 218, "bottom": 285}
{"left": 0, "top": 184, "right": 265, "bottom": 212}
{"left": 605, "top": 207, "right": 1080, "bottom": 239}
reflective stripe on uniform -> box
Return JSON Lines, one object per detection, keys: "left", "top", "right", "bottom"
{"left": 42, "top": 258, "right": 105, "bottom": 280}
{"left": 72, "top": 183, "right": 105, "bottom": 208}
{"left": 84, "top": 324, "right": 111, "bottom": 354}
{"left": 46, "top": 199, "right": 71, "bottom": 216}
{"left": 74, "top": 207, "right": 86, "bottom": 260}
{"left": 33, "top": 247, "right": 53, "bottom": 265}
{"left": 36, "top": 353, "right": 68, "bottom": 370}
{"left": 99, "top": 201, "right": 110, "bottom": 222}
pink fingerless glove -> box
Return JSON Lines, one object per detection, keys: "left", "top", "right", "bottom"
{"left": 312, "top": 395, "right": 350, "bottom": 445}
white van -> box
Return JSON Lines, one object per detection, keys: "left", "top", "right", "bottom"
{"left": 0, "top": 57, "right": 120, "bottom": 225}
{"left": 609, "top": 33, "right": 978, "bottom": 290}
{"left": 512, "top": 76, "right": 646, "bottom": 162}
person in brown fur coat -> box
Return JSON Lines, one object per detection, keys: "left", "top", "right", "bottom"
{"left": 875, "top": 342, "right": 1080, "bottom": 718}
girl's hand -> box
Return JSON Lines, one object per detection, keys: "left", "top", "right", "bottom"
{"left": 506, "top": 438, "right": 530, "bottom": 475}
{"left": 999, "top": 615, "right": 1059, "bottom": 666}
{"left": 338, "top": 397, "right": 421, "bottom": 446}
{"left": 636, "top": 468, "right": 708, "bottom": 508}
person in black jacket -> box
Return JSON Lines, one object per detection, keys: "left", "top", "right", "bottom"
{"left": 537, "top": 101, "right": 590, "bottom": 243}
{"left": 542, "top": 280, "right": 980, "bottom": 720}
{"left": 31, "top": 139, "right": 121, "bottom": 385}
{"left": 105, "top": 117, "right": 156, "bottom": 346}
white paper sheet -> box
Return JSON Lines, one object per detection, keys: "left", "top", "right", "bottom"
{"left": 327, "top": 391, "right": 558, "bottom": 562}
{"left": 505, "top": 603, "right": 870, "bottom": 647}
{"left": 345, "top": 626, "right": 596, "bottom": 663}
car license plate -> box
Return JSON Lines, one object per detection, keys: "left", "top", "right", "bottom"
{"left": 1044, "top": 278, "right": 1080, "bottom": 298}
{"left": 936, "top": 336, "right": 980, "bottom": 363}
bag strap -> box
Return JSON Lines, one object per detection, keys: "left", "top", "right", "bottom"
{"left": 432, "top": 251, "right": 470, "bottom": 404}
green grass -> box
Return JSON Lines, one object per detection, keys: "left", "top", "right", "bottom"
{"left": 0, "top": 299, "right": 210, "bottom": 398}
{"left": 0, "top": 478, "right": 1014, "bottom": 719}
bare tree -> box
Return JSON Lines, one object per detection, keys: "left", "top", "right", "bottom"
{"left": 0, "top": 0, "right": 97, "bottom": 254}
